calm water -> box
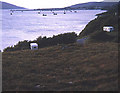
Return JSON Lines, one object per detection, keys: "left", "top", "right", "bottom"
{"left": 1, "top": 10, "right": 106, "bottom": 50}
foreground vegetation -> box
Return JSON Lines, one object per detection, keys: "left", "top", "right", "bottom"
{"left": 3, "top": 42, "right": 118, "bottom": 91}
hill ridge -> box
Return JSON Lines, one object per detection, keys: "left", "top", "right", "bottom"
{"left": 65, "top": 2, "right": 118, "bottom": 10}
{"left": 0, "top": 1, "right": 26, "bottom": 9}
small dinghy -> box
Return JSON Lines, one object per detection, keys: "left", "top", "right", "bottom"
{"left": 42, "top": 14, "right": 47, "bottom": 16}
{"left": 53, "top": 12, "right": 57, "bottom": 15}
{"left": 74, "top": 11, "right": 77, "bottom": 13}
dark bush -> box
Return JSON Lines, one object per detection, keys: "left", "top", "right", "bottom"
{"left": 4, "top": 40, "right": 30, "bottom": 52}
{"left": 36, "top": 32, "right": 77, "bottom": 48}
{"left": 4, "top": 32, "right": 77, "bottom": 52}
{"left": 90, "top": 31, "right": 114, "bottom": 42}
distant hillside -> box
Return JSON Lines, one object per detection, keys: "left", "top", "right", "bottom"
{"left": 65, "top": 2, "right": 118, "bottom": 10}
{"left": 0, "top": 1, "right": 26, "bottom": 9}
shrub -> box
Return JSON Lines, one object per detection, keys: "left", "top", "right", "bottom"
{"left": 4, "top": 32, "right": 77, "bottom": 52}
{"left": 4, "top": 40, "right": 30, "bottom": 52}
{"left": 89, "top": 31, "right": 114, "bottom": 42}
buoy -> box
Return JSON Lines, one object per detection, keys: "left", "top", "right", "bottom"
{"left": 64, "top": 11, "right": 66, "bottom": 14}
{"left": 10, "top": 10, "right": 14, "bottom": 13}
{"left": 38, "top": 12, "right": 40, "bottom": 14}
{"left": 10, "top": 13, "right": 13, "bottom": 15}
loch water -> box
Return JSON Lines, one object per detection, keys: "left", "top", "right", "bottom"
{"left": 1, "top": 10, "right": 106, "bottom": 50}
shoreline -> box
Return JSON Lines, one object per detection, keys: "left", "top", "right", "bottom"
{"left": 1, "top": 9, "right": 108, "bottom": 51}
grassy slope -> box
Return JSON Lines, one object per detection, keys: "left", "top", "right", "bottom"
{"left": 79, "top": 13, "right": 118, "bottom": 37}
{"left": 3, "top": 42, "right": 118, "bottom": 91}
{"left": 79, "top": 3, "right": 118, "bottom": 42}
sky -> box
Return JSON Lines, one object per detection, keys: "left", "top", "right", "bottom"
{"left": 104, "top": 0, "right": 120, "bottom": 2}
{"left": 1, "top": 0, "right": 105, "bottom": 9}
{"left": 1, "top": 0, "right": 120, "bottom": 9}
